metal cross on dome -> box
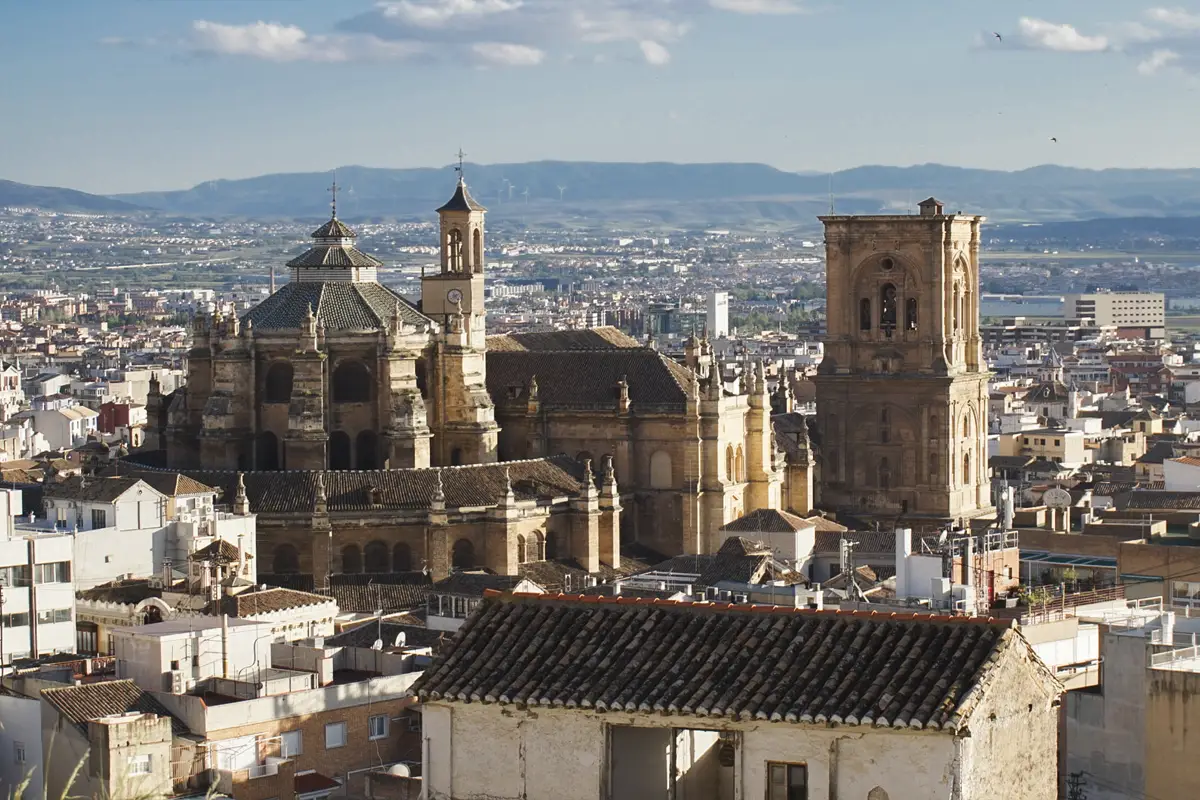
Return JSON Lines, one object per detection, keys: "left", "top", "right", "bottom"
{"left": 455, "top": 148, "right": 466, "bottom": 178}
{"left": 328, "top": 176, "right": 338, "bottom": 218}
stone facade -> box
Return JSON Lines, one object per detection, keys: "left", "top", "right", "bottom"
{"left": 814, "top": 198, "right": 993, "bottom": 528}
{"left": 144, "top": 176, "right": 796, "bottom": 564}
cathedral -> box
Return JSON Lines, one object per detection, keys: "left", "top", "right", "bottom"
{"left": 143, "top": 175, "right": 798, "bottom": 582}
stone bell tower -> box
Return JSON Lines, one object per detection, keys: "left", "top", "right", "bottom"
{"left": 422, "top": 172, "right": 499, "bottom": 466}
{"left": 814, "top": 198, "right": 993, "bottom": 529}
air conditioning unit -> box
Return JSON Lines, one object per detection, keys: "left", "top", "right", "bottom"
{"left": 584, "top": 575, "right": 597, "bottom": 588}
{"left": 733, "top": 594, "right": 749, "bottom": 604}
{"left": 563, "top": 574, "right": 573, "bottom": 592}
{"left": 165, "top": 670, "right": 183, "bottom": 693}
{"left": 705, "top": 587, "right": 720, "bottom": 601}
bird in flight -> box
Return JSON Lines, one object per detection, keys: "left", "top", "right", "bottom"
{"left": 994, "top": 32, "right": 1002, "bottom": 42}
{"left": 1050, "top": 137, "right": 1058, "bottom": 143}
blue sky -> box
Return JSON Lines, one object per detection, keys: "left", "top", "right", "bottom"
{"left": 4, "top": 0, "right": 1200, "bottom": 194}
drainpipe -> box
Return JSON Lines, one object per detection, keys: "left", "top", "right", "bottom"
{"left": 221, "top": 613, "right": 229, "bottom": 679}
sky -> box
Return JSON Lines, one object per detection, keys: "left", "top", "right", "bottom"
{"left": 5, "top": 0, "right": 1200, "bottom": 194}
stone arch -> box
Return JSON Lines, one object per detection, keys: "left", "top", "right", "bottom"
{"left": 256, "top": 431, "right": 279, "bottom": 471}
{"left": 446, "top": 228, "right": 464, "bottom": 272}
{"left": 452, "top": 538, "right": 475, "bottom": 570}
{"left": 264, "top": 362, "right": 293, "bottom": 404}
{"left": 868, "top": 789, "right": 890, "bottom": 800}
{"left": 472, "top": 228, "right": 483, "bottom": 273}
{"left": 450, "top": 447, "right": 463, "bottom": 466}
{"left": 576, "top": 450, "right": 594, "bottom": 465}
{"left": 134, "top": 597, "right": 174, "bottom": 624}
{"left": 393, "top": 542, "right": 413, "bottom": 572}
{"left": 272, "top": 544, "right": 299, "bottom": 574}
{"left": 963, "top": 450, "right": 972, "bottom": 486}
{"left": 329, "top": 431, "right": 352, "bottom": 470}
{"left": 529, "top": 531, "right": 545, "bottom": 562}
{"left": 735, "top": 446, "right": 745, "bottom": 483}
{"left": 879, "top": 283, "right": 898, "bottom": 330}
{"left": 650, "top": 450, "right": 672, "bottom": 489}
{"left": 516, "top": 534, "right": 527, "bottom": 565}
{"left": 341, "top": 544, "right": 362, "bottom": 574}
{"left": 356, "top": 430, "right": 378, "bottom": 470}
{"left": 364, "top": 540, "right": 389, "bottom": 573}
{"left": 332, "top": 360, "right": 372, "bottom": 404}
{"left": 878, "top": 457, "right": 891, "bottom": 490}
{"left": 726, "top": 445, "right": 736, "bottom": 481}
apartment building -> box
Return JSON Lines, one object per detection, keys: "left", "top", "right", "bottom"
{"left": 0, "top": 489, "right": 75, "bottom": 665}
{"left": 1063, "top": 292, "right": 1165, "bottom": 328}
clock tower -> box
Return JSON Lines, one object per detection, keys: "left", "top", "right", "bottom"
{"left": 422, "top": 173, "right": 499, "bottom": 465}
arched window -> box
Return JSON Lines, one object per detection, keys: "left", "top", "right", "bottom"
{"left": 576, "top": 451, "right": 593, "bottom": 465}
{"left": 451, "top": 538, "right": 475, "bottom": 570}
{"left": 450, "top": 447, "right": 463, "bottom": 466}
{"left": 264, "top": 362, "right": 293, "bottom": 404}
{"left": 868, "top": 789, "right": 890, "bottom": 800}
{"left": 415, "top": 360, "right": 429, "bottom": 400}
{"left": 963, "top": 451, "right": 972, "bottom": 486}
{"left": 878, "top": 457, "right": 891, "bottom": 490}
{"left": 962, "top": 413, "right": 972, "bottom": 439}
{"left": 650, "top": 451, "right": 672, "bottom": 489}
{"left": 930, "top": 451, "right": 939, "bottom": 481}
{"left": 859, "top": 298, "right": 871, "bottom": 331}
{"left": 735, "top": 446, "right": 745, "bottom": 483}
{"left": 472, "top": 228, "right": 483, "bottom": 273}
{"left": 272, "top": 544, "right": 299, "bottom": 574}
{"left": 516, "top": 534, "right": 527, "bottom": 565}
{"left": 447, "top": 229, "right": 464, "bottom": 272}
{"left": 880, "top": 408, "right": 891, "bottom": 444}
{"left": 530, "top": 532, "right": 545, "bottom": 562}
{"left": 364, "top": 540, "right": 389, "bottom": 573}
{"left": 256, "top": 431, "right": 279, "bottom": 471}
{"left": 906, "top": 297, "right": 918, "bottom": 330}
{"left": 879, "top": 283, "right": 897, "bottom": 331}
{"left": 332, "top": 361, "right": 372, "bottom": 404}
{"left": 341, "top": 545, "right": 362, "bottom": 574}
{"left": 393, "top": 543, "right": 413, "bottom": 572}
{"left": 356, "top": 431, "right": 378, "bottom": 470}
{"left": 953, "top": 285, "right": 962, "bottom": 331}
{"left": 725, "top": 445, "right": 735, "bottom": 482}
{"left": 329, "top": 431, "right": 352, "bottom": 470}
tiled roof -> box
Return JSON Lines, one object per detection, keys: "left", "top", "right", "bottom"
{"left": 486, "top": 327, "right": 642, "bottom": 352}
{"left": 432, "top": 571, "right": 524, "bottom": 598}
{"left": 813, "top": 530, "right": 896, "bottom": 555}
{"left": 44, "top": 475, "right": 158, "bottom": 503}
{"left": 1121, "top": 490, "right": 1200, "bottom": 511}
{"left": 328, "top": 619, "right": 444, "bottom": 650}
{"left": 437, "top": 179, "right": 485, "bottom": 213}
{"left": 137, "top": 472, "right": 216, "bottom": 497}
{"left": 311, "top": 217, "right": 357, "bottom": 239}
{"left": 132, "top": 456, "right": 586, "bottom": 515}
{"left": 286, "top": 244, "right": 383, "bottom": 269}
{"left": 487, "top": 349, "right": 694, "bottom": 411}
{"left": 242, "top": 281, "right": 429, "bottom": 331}
{"left": 331, "top": 573, "right": 432, "bottom": 613}
{"left": 415, "top": 594, "right": 1038, "bottom": 731}
{"left": 1168, "top": 456, "right": 1200, "bottom": 468}
{"left": 189, "top": 539, "right": 250, "bottom": 563}
{"left": 42, "top": 679, "right": 187, "bottom": 735}
{"left": 1026, "top": 381, "right": 1069, "bottom": 403}
{"left": 77, "top": 579, "right": 161, "bottom": 605}
{"left": 720, "top": 508, "right": 814, "bottom": 534}
{"left": 223, "top": 587, "right": 333, "bottom": 617}
{"left": 803, "top": 515, "right": 848, "bottom": 533}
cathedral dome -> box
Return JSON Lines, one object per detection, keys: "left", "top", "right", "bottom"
{"left": 242, "top": 281, "right": 430, "bottom": 332}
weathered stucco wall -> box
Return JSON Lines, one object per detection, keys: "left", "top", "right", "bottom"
{"left": 955, "top": 641, "right": 1061, "bottom": 800}
{"left": 424, "top": 703, "right": 971, "bottom": 800}
{"left": 1144, "top": 666, "right": 1200, "bottom": 800}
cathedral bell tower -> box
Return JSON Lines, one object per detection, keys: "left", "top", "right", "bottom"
{"left": 422, "top": 167, "right": 499, "bottom": 466}
{"left": 814, "top": 198, "right": 993, "bottom": 529}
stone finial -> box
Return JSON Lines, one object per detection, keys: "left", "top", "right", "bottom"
{"left": 616, "top": 375, "right": 630, "bottom": 413}
{"left": 601, "top": 454, "right": 617, "bottom": 487}
{"left": 314, "top": 472, "right": 328, "bottom": 515}
{"left": 500, "top": 467, "right": 516, "bottom": 506}
{"left": 243, "top": 317, "right": 253, "bottom": 337}
{"left": 528, "top": 375, "right": 539, "bottom": 398}
{"left": 367, "top": 485, "right": 380, "bottom": 506}
{"left": 431, "top": 469, "right": 446, "bottom": 508}
{"left": 233, "top": 472, "right": 249, "bottom": 516}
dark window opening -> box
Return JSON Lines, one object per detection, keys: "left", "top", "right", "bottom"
{"left": 879, "top": 283, "right": 897, "bottom": 335}
{"left": 356, "top": 430, "right": 378, "bottom": 470}
{"left": 364, "top": 540, "right": 389, "bottom": 573}
{"left": 264, "top": 362, "right": 293, "bottom": 404}
{"left": 393, "top": 543, "right": 413, "bottom": 572}
{"left": 256, "top": 431, "right": 279, "bottom": 471}
{"left": 332, "top": 361, "right": 372, "bottom": 404}
{"left": 329, "top": 431, "right": 352, "bottom": 470}
{"left": 859, "top": 298, "right": 871, "bottom": 331}
{"left": 273, "top": 544, "right": 299, "bottom": 574}
{"left": 451, "top": 538, "right": 475, "bottom": 570}
{"left": 342, "top": 545, "right": 362, "bottom": 574}
{"left": 906, "top": 297, "right": 918, "bottom": 330}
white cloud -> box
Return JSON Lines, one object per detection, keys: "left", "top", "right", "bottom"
{"left": 1146, "top": 7, "right": 1200, "bottom": 31}
{"left": 709, "top": 0, "right": 802, "bottom": 14}
{"left": 1138, "top": 48, "right": 1180, "bottom": 74}
{"left": 189, "top": 20, "right": 430, "bottom": 62}
{"left": 639, "top": 40, "right": 671, "bottom": 65}
{"left": 471, "top": 41, "right": 544, "bottom": 65}
{"left": 1015, "top": 17, "right": 1109, "bottom": 52}
{"left": 172, "top": 0, "right": 810, "bottom": 68}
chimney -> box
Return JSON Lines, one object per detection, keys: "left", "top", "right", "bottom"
{"left": 895, "top": 528, "right": 912, "bottom": 598}
{"left": 965, "top": 535, "right": 975, "bottom": 616}
{"left": 237, "top": 533, "right": 246, "bottom": 577}
{"left": 1002, "top": 485, "right": 1015, "bottom": 530}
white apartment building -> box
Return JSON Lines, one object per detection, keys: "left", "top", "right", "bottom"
{"left": 32, "top": 405, "right": 99, "bottom": 450}
{"left": 1063, "top": 291, "right": 1165, "bottom": 328}
{"left": 707, "top": 290, "right": 729, "bottom": 338}
{"left": 0, "top": 489, "right": 76, "bottom": 665}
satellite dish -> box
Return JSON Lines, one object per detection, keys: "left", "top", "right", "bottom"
{"left": 937, "top": 530, "right": 948, "bottom": 546}
{"left": 371, "top": 639, "right": 383, "bottom": 651}
{"left": 394, "top": 632, "right": 406, "bottom": 648}
{"left": 1043, "top": 487, "right": 1072, "bottom": 509}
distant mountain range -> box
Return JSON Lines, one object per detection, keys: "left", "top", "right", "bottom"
{"left": 0, "top": 179, "right": 142, "bottom": 213}
{"left": 8, "top": 162, "right": 1200, "bottom": 226}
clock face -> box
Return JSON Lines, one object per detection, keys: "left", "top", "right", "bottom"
{"left": 447, "top": 289, "right": 463, "bottom": 305}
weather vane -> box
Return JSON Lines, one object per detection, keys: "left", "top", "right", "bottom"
{"left": 455, "top": 148, "right": 466, "bottom": 179}
{"left": 329, "top": 174, "right": 338, "bottom": 218}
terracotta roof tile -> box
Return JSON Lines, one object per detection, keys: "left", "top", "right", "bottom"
{"left": 223, "top": 587, "right": 333, "bottom": 617}
{"left": 486, "top": 327, "right": 642, "bottom": 352}
{"left": 487, "top": 350, "right": 694, "bottom": 411}
{"left": 414, "top": 594, "right": 1031, "bottom": 731}
{"left": 41, "top": 679, "right": 186, "bottom": 735}
{"left": 720, "top": 508, "right": 814, "bottom": 534}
